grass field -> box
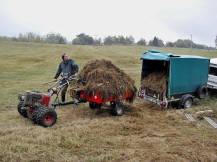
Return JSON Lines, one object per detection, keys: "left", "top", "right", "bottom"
{"left": 0, "top": 40, "right": 217, "bottom": 162}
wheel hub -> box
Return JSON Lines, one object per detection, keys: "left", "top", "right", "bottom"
{"left": 185, "top": 100, "right": 192, "bottom": 108}
{"left": 43, "top": 114, "right": 54, "bottom": 126}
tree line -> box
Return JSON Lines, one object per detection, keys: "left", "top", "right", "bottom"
{"left": 11, "top": 32, "right": 67, "bottom": 44}
{"left": 0, "top": 32, "right": 214, "bottom": 49}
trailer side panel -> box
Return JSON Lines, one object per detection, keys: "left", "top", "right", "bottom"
{"left": 169, "top": 58, "right": 209, "bottom": 96}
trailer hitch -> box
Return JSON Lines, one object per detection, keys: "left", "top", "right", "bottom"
{"left": 52, "top": 100, "right": 86, "bottom": 108}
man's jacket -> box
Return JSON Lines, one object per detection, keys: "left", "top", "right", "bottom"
{"left": 54, "top": 59, "right": 79, "bottom": 79}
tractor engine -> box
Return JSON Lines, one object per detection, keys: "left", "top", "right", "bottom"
{"left": 22, "top": 91, "right": 51, "bottom": 107}
{"left": 18, "top": 91, "right": 57, "bottom": 127}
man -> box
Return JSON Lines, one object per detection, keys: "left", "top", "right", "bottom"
{"left": 54, "top": 53, "right": 79, "bottom": 102}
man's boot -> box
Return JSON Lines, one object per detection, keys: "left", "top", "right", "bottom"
{"left": 61, "top": 95, "right": 65, "bottom": 103}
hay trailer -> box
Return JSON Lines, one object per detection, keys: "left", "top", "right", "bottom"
{"left": 18, "top": 76, "right": 134, "bottom": 127}
{"left": 138, "top": 50, "right": 210, "bottom": 108}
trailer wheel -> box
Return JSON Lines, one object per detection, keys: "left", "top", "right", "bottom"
{"left": 180, "top": 95, "right": 193, "bottom": 109}
{"left": 89, "top": 102, "right": 101, "bottom": 109}
{"left": 32, "top": 106, "right": 57, "bottom": 127}
{"left": 17, "top": 101, "right": 28, "bottom": 118}
{"left": 197, "top": 85, "right": 208, "bottom": 99}
{"left": 110, "top": 102, "right": 116, "bottom": 108}
{"left": 111, "top": 102, "right": 124, "bottom": 116}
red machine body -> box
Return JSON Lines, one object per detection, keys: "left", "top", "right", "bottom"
{"left": 79, "top": 90, "right": 134, "bottom": 104}
{"left": 41, "top": 94, "right": 52, "bottom": 107}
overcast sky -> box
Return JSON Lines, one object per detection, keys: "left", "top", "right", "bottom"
{"left": 0, "top": 0, "right": 216, "bottom": 46}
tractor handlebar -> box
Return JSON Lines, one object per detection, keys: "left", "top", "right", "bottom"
{"left": 47, "top": 74, "right": 79, "bottom": 96}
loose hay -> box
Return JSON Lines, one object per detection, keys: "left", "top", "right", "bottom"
{"left": 70, "top": 59, "right": 137, "bottom": 102}
{"left": 141, "top": 72, "right": 167, "bottom": 93}
{"left": 195, "top": 110, "right": 215, "bottom": 120}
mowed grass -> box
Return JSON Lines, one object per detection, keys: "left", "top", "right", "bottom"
{"left": 0, "top": 40, "right": 217, "bottom": 162}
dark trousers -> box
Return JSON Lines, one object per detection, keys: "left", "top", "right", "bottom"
{"left": 61, "top": 84, "right": 68, "bottom": 102}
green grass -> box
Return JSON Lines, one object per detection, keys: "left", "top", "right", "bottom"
{"left": 1, "top": 40, "right": 216, "bottom": 109}
{"left": 0, "top": 40, "right": 217, "bottom": 162}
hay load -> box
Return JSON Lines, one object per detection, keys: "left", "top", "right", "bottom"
{"left": 70, "top": 59, "right": 137, "bottom": 102}
{"left": 141, "top": 72, "right": 167, "bottom": 93}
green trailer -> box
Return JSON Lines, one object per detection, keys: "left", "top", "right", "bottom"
{"left": 138, "top": 50, "right": 210, "bottom": 108}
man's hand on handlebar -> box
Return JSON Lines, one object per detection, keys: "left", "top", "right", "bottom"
{"left": 67, "top": 73, "right": 78, "bottom": 81}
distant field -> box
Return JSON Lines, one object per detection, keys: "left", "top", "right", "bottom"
{"left": 0, "top": 40, "right": 217, "bottom": 162}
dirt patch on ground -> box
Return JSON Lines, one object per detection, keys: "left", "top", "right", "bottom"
{"left": 141, "top": 72, "right": 166, "bottom": 93}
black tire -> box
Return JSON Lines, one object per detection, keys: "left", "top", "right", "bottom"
{"left": 197, "top": 85, "right": 208, "bottom": 99}
{"left": 179, "top": 94, "right": 193, "bottom": 109}
{"left": 111, "top": 102, "right": 124, "bottom": 116}
{"left": 17, "top": 101, "right": 28, "bottom": 118}
{"left": 32, "top": 106, "right": 57, "bottom": 127}
{"left": 89, "top": 102, "right": 101, "bottom": 109}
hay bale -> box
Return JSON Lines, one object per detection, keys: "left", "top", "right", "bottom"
{"left": 141, "top": 72, "right": 167, "bottom": 93}
{"left": 70, "top": 59, "right": 137, "bottom": 102}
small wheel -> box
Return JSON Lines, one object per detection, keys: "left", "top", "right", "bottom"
{"left": 111, "top": 102, "right": 124, "bottom": 116}
{"left": 197, "top": 85, "right": 208, "bottom": 99}
{"left": 89, "top": 102, "right": 96, "bottom": 109}
{"left": 17, "top": 101, "right": 28, "bottom": 118}
{"left": 32, "top": 106, "right": 57, "bottom": 127}
{"left": 89, "top": 102, "right": 101, "bottom": 109}
{"left": 179, "top": 95, "right": 193, "bottom": 109}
